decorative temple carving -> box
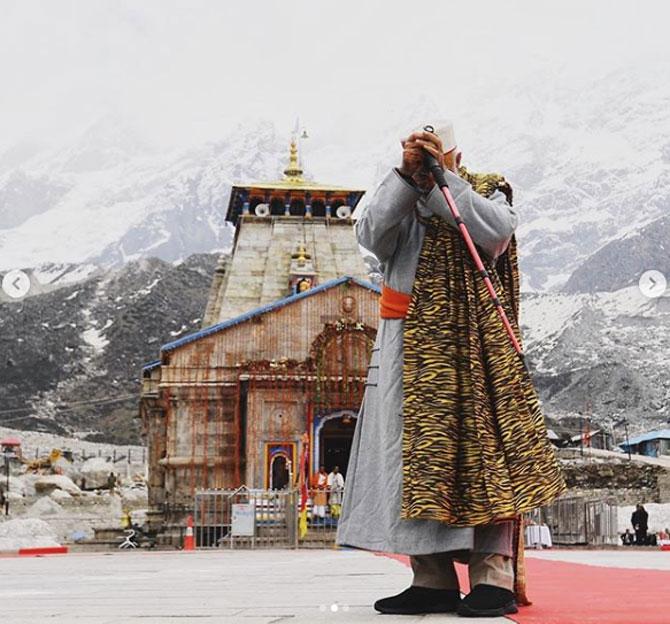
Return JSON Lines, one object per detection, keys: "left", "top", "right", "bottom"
{"left": 289, "top": 243, "right": 316, "bottom": 293}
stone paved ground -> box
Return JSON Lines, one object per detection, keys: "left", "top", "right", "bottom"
{"left": 0, "top": 547, "right": 509, "bottom": 624}
{"left": 2, "top": 547, "right": 668, "bottom": 623}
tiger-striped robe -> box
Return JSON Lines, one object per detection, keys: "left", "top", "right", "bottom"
{"left": 401, "top": 168, "right": 566, "bottom": 527}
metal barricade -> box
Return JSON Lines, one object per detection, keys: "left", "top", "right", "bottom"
{"left": 193, "top": 485, "right": 346, "bottom": 549}
{"left": 300, "top": 486, "right": 343, "bottom": 546}
{"left": 194, "top": 486, "right": 298, "bottom": 549}
{"left": 195, "top": 488, "right": 619, "bottom": 549}
{"left": 584, "top": 498, "right": 619, "bottom": 546}
{"left": 527, "top": 496, "right": 619, "bottom": 546}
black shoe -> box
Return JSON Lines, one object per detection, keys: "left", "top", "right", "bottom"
{"left": 374, "top": 585, "right": 460, "bottom": 614}
{"left": 457, "top": 583, "right": 518, "bottom": 618}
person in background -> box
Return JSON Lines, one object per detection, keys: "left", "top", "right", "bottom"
{"left": 121, "top": 508, "right": 132, "bottom": 529}
{"left": 310, "top": 465, "right": 328, "bottom": 522}
{"left": 107, "top": 472, "right": 117, "bottom": 493}
{"left": 327, "top": 465, "right": 345, "bottom": 518}
{"left": 631, "top": 504, "right": 649, "bottom": 545}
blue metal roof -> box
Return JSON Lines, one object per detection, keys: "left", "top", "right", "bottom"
{"left": 142, "top": 359, "right": 161, "bottom": 372}
{"left": 140, "top": 275, "right": 380, "bottom": 368}
{"left": 619, "top": 428, "right": 670, "bottom": 448}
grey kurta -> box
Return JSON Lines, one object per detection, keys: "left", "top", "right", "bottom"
{"left": 335, "top": 167, "right": 519, "bottom": 556}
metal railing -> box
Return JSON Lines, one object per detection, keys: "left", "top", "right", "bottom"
{"left": 25, "top": 446, "right": 147, "bottom": 465}
{"left": 526, "top": 496, "right": 619, "bottom": 546}
{"left": 301, "top": 485, "right": 344, "bottom": 544}
{"left": 194, "top": 486, "right": 298, "bottom": 548}
{"left": 193, "top": 485, "right": 345, "bottom": 549}
{"left": 194, "top": 488, "right": 619, "bottom": 549}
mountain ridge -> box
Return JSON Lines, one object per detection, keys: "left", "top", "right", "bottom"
{"left": 2, "top": 64, "right": 670, "bottom": 292}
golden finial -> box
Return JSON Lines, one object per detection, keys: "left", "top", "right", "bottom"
{"left": 283, "top": 139, "right": 304, "bottom": 181}
{"left": 291, "top": 244, "right": 311, "bottom": 265}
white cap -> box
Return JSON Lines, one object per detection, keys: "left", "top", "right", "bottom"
{"left": 431, "top": 120, "right": 457, "bottom": 154}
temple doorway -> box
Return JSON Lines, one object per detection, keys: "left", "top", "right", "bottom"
{"left": 270, "top": 454, "right": 290, "bottom": 490}
{"left": 318, "top": 412, "right": 357, "bottom": 478}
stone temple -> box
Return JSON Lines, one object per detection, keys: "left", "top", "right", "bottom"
{"left": 140, "top": 137, "right": 380, "bottom": 535}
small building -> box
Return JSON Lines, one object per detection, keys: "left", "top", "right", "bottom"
{"left": 569, "top": 428, "right": 613, "bottom": 451}
{"left": 139, "top": 137, "right": 377, "bottom": 535}
{"left": 0, "top": 437, "right": 22, "bottom": 460}
{"left": 619, "top": 429, "right": 670, "bottom": 458}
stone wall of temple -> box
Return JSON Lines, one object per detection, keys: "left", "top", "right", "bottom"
{"left": 141, "top": 278, "right": 380, "bottom": 529}
{"left": 208, "top": 217, "right": 369, "bottom": 323}
{"left": 244, "top": 387, "right": 307, "bottom": 488}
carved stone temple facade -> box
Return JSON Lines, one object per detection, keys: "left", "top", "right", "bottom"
{"left": 140, "top": 137, "right": 380, "bottom": 532}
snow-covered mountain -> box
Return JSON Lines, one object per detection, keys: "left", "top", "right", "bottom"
{"left": 0, "top": 116, "right": 292, "bottom": 272}
{"left": 1, "top": 63, "right": 670, "bottom": 294}
{"left": 521, "top": 286, "right": 670, "bottom": 434}
{"left": 473, "top": 67, "right": 670, "bottom": 294}
{"left": 564, "top": 214, "right": 670, "bottom": 293}
{"left": 1, "top": 252, "right": 665, "bottom": 444}
{"left": 0, "top": 253, "right": 218, "bottom": 443}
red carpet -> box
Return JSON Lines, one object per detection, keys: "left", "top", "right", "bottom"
{"left": 377, "top": 552, "right": 670, "bottom": 624}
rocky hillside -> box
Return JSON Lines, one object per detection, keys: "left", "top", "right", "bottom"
{"left": 0, "top": 253, "right": 218, "bottom": 443}
{"left": 563, "top": 214, "right": 670, "bottom": 294}
{"left": 2, "top": 253, "right": 667, "bottom": 444}
{"left": 2, "top": 63, "right": 670, "bottom": 442}
{"left": 521, "top": 285, "right": 670, "bottom": 434}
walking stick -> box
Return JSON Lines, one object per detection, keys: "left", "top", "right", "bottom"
{"left": 422, "top": 124, "right": 528, "bottom": 370}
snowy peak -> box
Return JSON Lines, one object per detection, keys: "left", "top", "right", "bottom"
{"left": 1, "top": 62, "right": 670, "bottom": 291}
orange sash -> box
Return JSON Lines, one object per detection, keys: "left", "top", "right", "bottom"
{"left": 380, "top": 284, "right": 412, "bottom": 319}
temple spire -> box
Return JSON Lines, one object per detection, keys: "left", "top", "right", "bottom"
{"left": 283, "top": 139, "right": 304, "bottom": 181}
{"left": 225, "top": 125, "right": 365, "bottom": 225}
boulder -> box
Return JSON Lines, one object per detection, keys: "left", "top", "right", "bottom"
{"left": 0, "top": 518, "right": 60, "bottom": 551}
{"left": 80, "top": 457, "right": 114, "bottom": 489}
{"left": 19, "top": 474, "right": 38, "bottom": 497}
{"left": 24, "top": 496, "right": 64, "bottom": 517}
{"left": 3, "top": 475, "right": 28, "bottom": 497}
{"left": 120, "top": 485, "right": 148, "bottom": 507}
{"left": 51, "top": 457, "right": 81, "bottom": 482}
{"left": 34, "top": 474, "right": 81, "bottom": 496}
{"left": 50, "top": 489, "right": 73, "bottom": 501}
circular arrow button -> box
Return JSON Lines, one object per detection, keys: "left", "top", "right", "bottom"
{"left": 638, "top": 269, "right": 667, "bottom": 298}
{"left": 2, "top": 269, "right": 31, "bottom": 299}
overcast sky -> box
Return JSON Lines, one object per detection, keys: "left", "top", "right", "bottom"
{"left": 1, "top": 0, "right": 669, "bottom": 151}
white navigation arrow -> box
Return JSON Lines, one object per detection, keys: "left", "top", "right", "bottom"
{"left": 2, "top": 269, "right": 31, "bottom": 299}
{"left": 639, "top": 270, "right": 667, "bottom": 298}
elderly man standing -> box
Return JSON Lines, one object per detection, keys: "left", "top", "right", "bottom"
{"left": 335, "top": 122, "right": 565, "bottom": 617}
